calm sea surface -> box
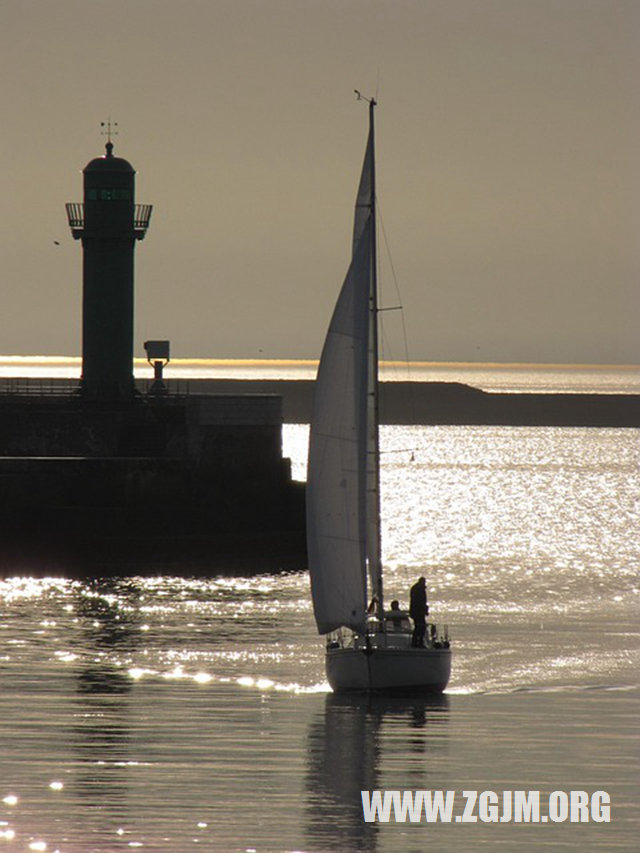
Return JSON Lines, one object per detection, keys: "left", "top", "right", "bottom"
{"left": 0, "top": 366, "right": 638, "bottom": 852}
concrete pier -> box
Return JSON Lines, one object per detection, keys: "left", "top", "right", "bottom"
{"left": 0, "top": 390, "right": 305, "bottom": 575}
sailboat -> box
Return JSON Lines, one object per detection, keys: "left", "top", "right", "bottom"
{"left": 306, "top": 96, "right": 452, "bottom": 693}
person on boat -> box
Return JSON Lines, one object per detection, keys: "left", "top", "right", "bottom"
{"left": 409, "top": 577, "right": 429, "bottom": 647}
{"left": 384, "top": 599, "right": 411, "bottom": 632}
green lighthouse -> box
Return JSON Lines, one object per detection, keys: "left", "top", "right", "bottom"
{"left": 66, "top": 133, "right": 152, "bottom": 400}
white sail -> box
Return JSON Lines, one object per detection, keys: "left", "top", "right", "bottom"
{"left": 307, "top": 218, "right": 373, "bottom": 634}
{"left": 352, "top": 126, "right": 373, "bottom": 252}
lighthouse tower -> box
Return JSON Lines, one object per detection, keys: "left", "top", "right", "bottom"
{"left": 66, "top": 132, "right": 152, "bottom": 400}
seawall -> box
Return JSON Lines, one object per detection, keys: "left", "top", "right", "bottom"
{"left": 0, "top": 389, "right": 306, "bottom": 575}
{"left": 159, "top": 379, "right": 640, "bottom": 428}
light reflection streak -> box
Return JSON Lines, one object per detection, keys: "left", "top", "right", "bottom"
{"left": 128, "top": 667, "right": 156, "bottom": 681}
{"left": 0, "top": 577, "right": 70, "bottom": 603}
{"left": 120, "top": 655, "right": 329, "bottom": 694}
{"left": 236, "top": 675, "right": 328, "bottom": 694}
{"left": 125, "top": 662, "right": 327, "bottom": 694}
{"left": 54, "top": 651, "right": 77, "bottom": 663}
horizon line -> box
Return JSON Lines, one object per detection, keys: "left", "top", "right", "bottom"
{"left": 0, "top": 355, "right": 638, "bottom": 370}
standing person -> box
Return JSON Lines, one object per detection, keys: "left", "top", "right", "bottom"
{"left": 409, "top": 576, "right": 429, "bottom": 647}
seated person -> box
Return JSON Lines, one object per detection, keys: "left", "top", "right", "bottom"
{"left": 384, "top": 599, "right": 412, "bottom": 632}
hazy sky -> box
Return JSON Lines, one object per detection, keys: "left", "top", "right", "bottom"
{"left": 1, "top": 0, "right": 638, "bottom": 363}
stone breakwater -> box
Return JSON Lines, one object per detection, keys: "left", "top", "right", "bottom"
{"left": 0, "top": 388, "right": 305, "bottom": 576}
{"left": 157, "top": 379, "right": 640, "bottom": 427}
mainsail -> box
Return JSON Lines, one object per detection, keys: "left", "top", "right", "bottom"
{"left": 307, "top": 119, "right": 380, "bottom": 635}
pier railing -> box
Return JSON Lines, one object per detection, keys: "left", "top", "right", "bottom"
{"left": 0, "top": 377, "right": 79, "bottom": 397}
{"left": 0, "top": 377, "right": 193, "bottom": 399}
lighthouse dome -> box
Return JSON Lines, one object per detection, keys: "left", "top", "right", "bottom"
{"left": 84, "top": 141, "right": 134, "bottom": 174}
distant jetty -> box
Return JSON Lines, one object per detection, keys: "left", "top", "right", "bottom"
{"left": 3, "top": 377, "right": 638, "bottom": 428}
{"left": 148, "top": 378, "right": 640, "bottom": 428}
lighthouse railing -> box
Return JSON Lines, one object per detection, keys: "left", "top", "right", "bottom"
{"left": 65, "top": 202, "right": 153, "bottom": 240}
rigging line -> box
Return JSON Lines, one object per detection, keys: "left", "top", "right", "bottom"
{"left": 377, "top": 196, "right": 419, "bottom": 424}
{"left": 376, "top": 199, "right": 410, "bottom": 372}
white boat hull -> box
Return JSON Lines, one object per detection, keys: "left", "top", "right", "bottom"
{"left": 326, "top": 640, "right": 451, "bottom": 694}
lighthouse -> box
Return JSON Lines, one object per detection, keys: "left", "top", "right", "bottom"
{"left": 66, "top": 132, "right": 152, "bottom": 400}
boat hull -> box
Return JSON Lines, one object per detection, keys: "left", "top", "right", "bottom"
{"left": 326, "top": 644, "right": 451, "bottom": 694}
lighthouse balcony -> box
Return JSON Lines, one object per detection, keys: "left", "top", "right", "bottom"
{"left": 133, "top": 204, "right": 153, "bottom": 239}
{"left": 65, "top": 203, "right": 153, "bottom": 240}
{"left": 65, "top": 203, "right": 85, "bottom": 239}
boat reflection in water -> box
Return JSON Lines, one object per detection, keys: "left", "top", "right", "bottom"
{"left": 305, "top": 692, "right": 450, "bottom": 852}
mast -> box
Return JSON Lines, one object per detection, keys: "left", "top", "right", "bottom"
{"left": 367, "top": 97, "right": 384, "bottom": 623}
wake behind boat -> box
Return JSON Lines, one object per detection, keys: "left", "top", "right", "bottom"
{"left": 306, "top": 96, "right": 452, "bottom": 693}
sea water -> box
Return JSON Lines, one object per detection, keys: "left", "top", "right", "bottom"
{"left": 0, "top": 368, "right": 638, "bottom": 852}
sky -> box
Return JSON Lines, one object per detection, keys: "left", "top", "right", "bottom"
{"left": 1, "top": 0, "right": 638, "bottom": 364}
